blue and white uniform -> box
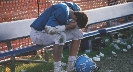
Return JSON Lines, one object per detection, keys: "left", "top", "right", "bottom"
{"left": 30, "top": 2, "right": 83, "bottom": 46}
{"left": 30, "top": 2, "right": 80, "bottom": 31}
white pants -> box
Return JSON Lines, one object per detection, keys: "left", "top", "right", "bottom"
{"left": 30, "top": 27, "right": 83, "bottom": 46}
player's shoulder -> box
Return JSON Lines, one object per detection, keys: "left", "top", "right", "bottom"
{"left": 52, "top": 2, "right": 69, "bottom": 9}
{"left": 52, "top": 3, "right": 70, "bottom": 13}
{"left": 61, "top": 2, "right": 81, "bottom": 11}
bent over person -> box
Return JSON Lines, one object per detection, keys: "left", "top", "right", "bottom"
{"left": 30, "top": 2, "right": 88, "bottom": 72}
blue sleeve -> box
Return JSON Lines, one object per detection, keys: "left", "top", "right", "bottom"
{"left": 46, "top": 4, "right": 69, "bottom": 26}
{"left": 46, "top": 15, "right": 59, "bottom": 26}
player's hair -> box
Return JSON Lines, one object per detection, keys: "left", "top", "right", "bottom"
{"left": 74, "top": 11, "right": 88, "bottom": 28}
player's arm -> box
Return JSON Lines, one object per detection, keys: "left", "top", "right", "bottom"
{"left": 45, "top": 21, "right": 77, "bottom": 34}
{"left": 45, "top": 5, "right": 77, "bottom": 34}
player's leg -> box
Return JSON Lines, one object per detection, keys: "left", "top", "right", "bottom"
{"left": 30, "top": 27, "right": 55, "bottom": 45}
{"left": 65, "top": 29, "right": 83, "bottom": 72}
{"left": 66, "top": 40, "right": 81, "bottom": 72}
{"left": 53, "top": 44, "right": 63, "bottom": 61}
{"left": 53, "top": 32, "right": 66, "bottom": 72}
{"left": 69, "top": 40, "right": 81, "bottom": 56}
{"left": 53, "top": 44, "right": 64, "bottom": 72}
{"left": 30, "top": 28, "right": 65, "bottom": 72}
{"left": 53, "top": 39, "right": 81, "bottom": 72}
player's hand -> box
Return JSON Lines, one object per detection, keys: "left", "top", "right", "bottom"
{"left": 45, "top": 25, "right": 66, "bottom": 34}
{"left": 66, "top": 20, "right": 77, "bottom": 29}
{"left": 45, "top": 26, "right": 56, "bottom": 34}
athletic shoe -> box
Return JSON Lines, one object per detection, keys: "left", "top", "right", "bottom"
{"left": 66, "top": 60, "right": 76, "bottom": 72}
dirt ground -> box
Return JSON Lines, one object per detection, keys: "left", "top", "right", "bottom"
{"left": 95, "top": 48, "right": 133, "bottom": 72}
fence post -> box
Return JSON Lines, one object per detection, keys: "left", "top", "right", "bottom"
{"left": 37, "top": 0, "right": 40, "bottom": 17}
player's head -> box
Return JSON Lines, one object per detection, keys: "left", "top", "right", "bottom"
{"left": 74, "top": 11, "right": 88, "bottom": 28}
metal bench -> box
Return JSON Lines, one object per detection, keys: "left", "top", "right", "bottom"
{"left": 84, "top": 2, "right": 133, "bottom": 44}
{"left": 0, "top": 18, "right": 100, "bottom": 72}
{"left": 0, "top": 19, "right": 99, "bottom": 57}
{"left": 0, "top": 18, "right": 49, "bottom": 72}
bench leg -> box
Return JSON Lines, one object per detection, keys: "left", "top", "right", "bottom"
{"left": 6, "top": 41, "right": 15, "bottom": 72}
{"left": 44, "top": 48, "right": 49, "bottom": 62}
{"left": 88, "top": 40, "right": 92, "bottom": 51}
{"left": 109, "top": 33, "right": 113, "bottom": 43}
{"left": 11, "top": 56, "right": 15, "bottom": 72}
{"left": 129, "top": 27, "right": 133, "bottom": 37}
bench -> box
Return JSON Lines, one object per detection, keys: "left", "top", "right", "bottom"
{"left": 83, "top": 2, "right": 133, "bottom": 50}
{"left": 0, "top": 18, "right": 49, "bottom": 72}
{"left": 0, "top": 2, "right": 133, "bottom": 72}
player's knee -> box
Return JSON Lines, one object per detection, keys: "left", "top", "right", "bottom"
{"left": 55, "top": 32, "right": 66, "bottom": 45}
{"left": 72, "top": 29, "right": 83, "bottom": 40}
